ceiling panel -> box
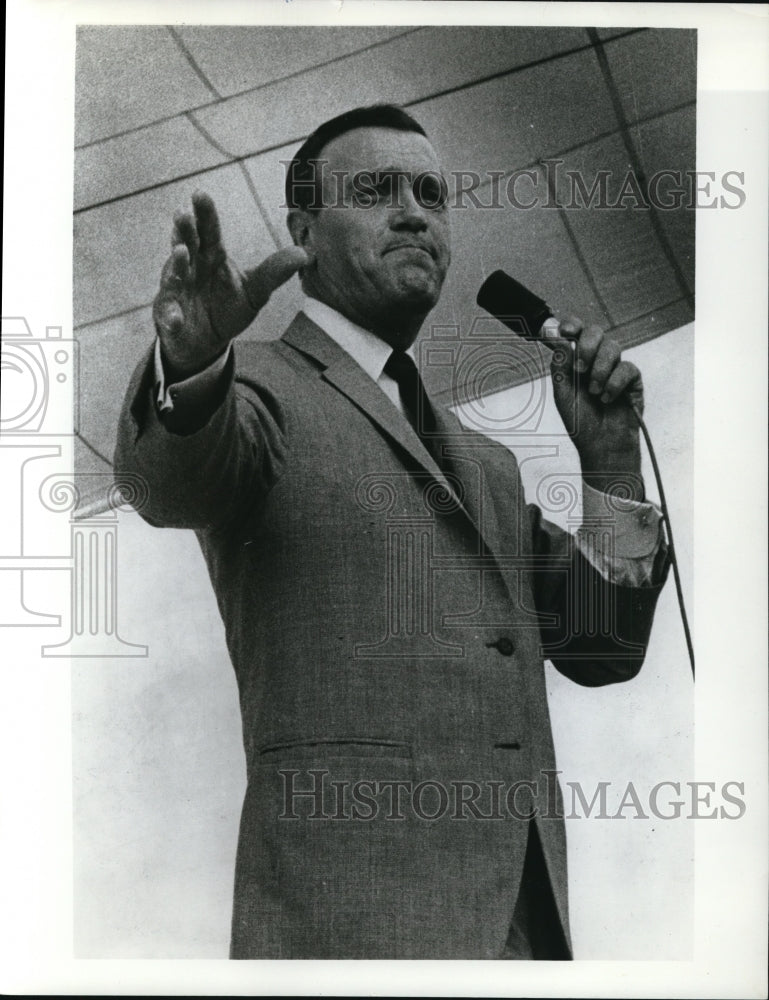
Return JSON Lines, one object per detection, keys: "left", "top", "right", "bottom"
{"left": 74, "top": 164, "right": 277, "bottom": 328}
{"left": 604, "top": 29, "right": 697, "bottom": 125}
{"left": 193, "top": 26, "right": 590, "bottom": 159}
{"left": 175, "top": 26, "right": 416, "bottom": 97}
{"left": 413, "top": 49, "right": 616, "bottom": 178}
{"left": 552, "top": 134, "right": 684, "bottom": 325}
{"left": 595, "top": 28, "right": 637, "bottom": 41}
{"left": 75, "top": 117, "right": 229, "bottom": 211}
{"left": 241, "top": 143, "right": 297, "bottom": 249}
{"left": 629, "top": 105, "right": 696, "bottom": 296}
{"left": 607, "top": 299, "right": 693, "bottom": 349}
{"left": 75, "top": 26, "right": 216, "bottom": 147}
{"left": 75, "top": 307, "right": 155, "bottom": 479}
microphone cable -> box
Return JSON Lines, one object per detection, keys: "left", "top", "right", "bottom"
{"left": 477, "top": 270, "right": 695, "bottom": 679}
{"left": 630, "top": 400, "right": 695, "bottom": 677}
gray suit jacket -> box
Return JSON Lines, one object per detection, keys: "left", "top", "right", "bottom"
{"left": 114, "top": 312, "right": 667, "bottom": 959}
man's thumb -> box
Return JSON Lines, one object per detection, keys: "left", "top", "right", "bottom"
{"left": 243, "top": 246, "right": 309, "bottom": 311}
{"left": 548, "top": 332, "right": 576, "bottom": 412}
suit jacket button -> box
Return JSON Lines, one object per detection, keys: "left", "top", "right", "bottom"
{"left": 495, "top": 637, "right": 514, "bottom": 656}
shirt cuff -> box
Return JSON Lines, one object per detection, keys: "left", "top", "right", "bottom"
{"left": 576, "top": 482, "right": 666, "bottom": 588}
{"left": 154, "top": 337, "right": 232, "bottom": 414}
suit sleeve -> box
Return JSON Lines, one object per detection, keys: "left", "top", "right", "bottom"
{"left": 113, "top": 344, "right": 287, "bottom": 531}
{"left": 528, "top": 501, "right": 670, "bottom": 687}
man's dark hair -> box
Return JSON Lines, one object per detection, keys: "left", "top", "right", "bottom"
{"left": 285, "top": 103, "right": 428, "bottom": 212}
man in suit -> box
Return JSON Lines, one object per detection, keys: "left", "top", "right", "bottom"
{"left": 115, "top": 104, "right": 668, "bottom": 959}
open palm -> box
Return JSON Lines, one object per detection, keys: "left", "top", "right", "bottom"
{"left": 153, "top": 192, "right": 307, "bottom": 379}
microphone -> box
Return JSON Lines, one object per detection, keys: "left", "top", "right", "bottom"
{"left": 476, "top": 270, "right": 576, "bottom": 345}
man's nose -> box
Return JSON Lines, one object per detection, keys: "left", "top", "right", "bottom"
{"left": 390, "top": 178, "right": 428, "bottom": 230}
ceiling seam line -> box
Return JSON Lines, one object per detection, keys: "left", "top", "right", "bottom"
{"left": 186, "top": 110, "right": 237, "bottom": 159}
{"left": 586, "top": 27, "right": 695, "bottom": 309}
{"left": 75, "top": 430, "right": 114, "bottom": 469}
{"left": 402, "top": 30, "right": 649, "bottom": 114}
{"left": 75, "top": 27, "right": 426, "bottom": 151}
{"left": 166, "top": 25, "right": 222, "bottom": 100}
{"left": 75, "top": 302, "right": 153, "bottom": 332}
{"left": 236, "top": 162, "right": 285, "bottom": 250}
{"left": 183, "top": 110, "right": 284, "bottom": 247}
{"left": 538, "top": 157, "right": 616, "bottom": 327}
{"left": 453, "top": 98, "right": 697, "bottom": 199}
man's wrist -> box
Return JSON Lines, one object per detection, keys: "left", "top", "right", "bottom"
{"left": 581, "top": 470, "right": 645, "bottom": 502}
{"left": 154, "top": 337, "right": 233, "bottom": 424}
{"left": 159, "top": 342, "right": 230, "bottom": 383}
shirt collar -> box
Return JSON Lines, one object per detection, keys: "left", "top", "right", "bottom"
{"left": 300, "top": 295, "right": 415, "bottom": 383}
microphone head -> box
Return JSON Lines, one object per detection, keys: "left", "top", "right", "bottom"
{"left": 476, "top": 270, "right": 553, "bottom": 340}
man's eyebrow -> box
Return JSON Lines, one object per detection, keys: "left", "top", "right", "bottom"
{"left": 375, "top": 164, "right": 447, "bottom": 178}
{"left": 346, "top": 165, "right": 447, "bottom": 183}
{"left": 328, "top": 165, "right": 447, "bottom": 200}
{"left": 333, "top": 166, "right": 407, "bottom": 195}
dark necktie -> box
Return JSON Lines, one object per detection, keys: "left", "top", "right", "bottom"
{"left": 384, "top": 349, "right": 443, "bottom": 467}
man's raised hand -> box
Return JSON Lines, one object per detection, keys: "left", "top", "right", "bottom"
{"left": 153, "top": 191, "right": 308, "bottom": 379}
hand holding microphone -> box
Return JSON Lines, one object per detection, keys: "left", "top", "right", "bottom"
{"left": 478, "top": 271, "right": 645, "bottom": 501}
{"left": 479, "top": 271, "right": 695, "bottom": 676}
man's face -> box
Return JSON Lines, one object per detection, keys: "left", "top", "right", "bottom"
{"left": 295, "top": 126, "right": 452, "bottom": 347}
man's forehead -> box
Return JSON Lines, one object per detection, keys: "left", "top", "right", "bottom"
{"left": 319, "top": 126, "right": 443, "bottom": 174}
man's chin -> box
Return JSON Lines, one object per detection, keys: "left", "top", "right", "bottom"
{"left": 391, "top": 273, "right": 443, "bottom": 311}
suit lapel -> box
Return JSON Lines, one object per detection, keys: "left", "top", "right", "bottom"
{"left": 283, "top": 315, "right": 453, "bottom": 486}
{"left": 431, "top": 404, "right": 504, "bottom": 560}
{"left": 282, "top": 313, "right": 501, "bottom": 558}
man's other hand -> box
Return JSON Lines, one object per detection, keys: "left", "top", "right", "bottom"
{"left": 153, "top": 191, "right": 308, "bottom": 379}
{"left": 548, "top": 317, "right": 645, "bottom": 501}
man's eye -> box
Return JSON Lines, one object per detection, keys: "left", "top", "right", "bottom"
{"left": 414, "top": 173, "right": 448, "bottom": 210}
{"left": 352, "top": 191, "right": 375, "bottom": 208}
{"left": 350, "top": 172, "right": 395, "bottom": 207}
{"left": 370, "top": 175, "right": 397, "bottom": 204}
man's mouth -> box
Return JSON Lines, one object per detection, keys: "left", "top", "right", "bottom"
{"left": 384, "top": 244, "right": 436, "bottom": 260}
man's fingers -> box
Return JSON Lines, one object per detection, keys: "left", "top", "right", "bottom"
{"left": 558, "top": 315, "right": 583, "bottom": 340}
{"left": 172, "top": 211, "right": 200, "bottom": 261}
{"left": 586, "top": 336, "right": 620, "bottom": 395}
{"left": 602, "top": 360, "right": 643, "bottom": 407}
{"left": 242, "top": 246, "right": 310, "bottom": 311}
{"left": 572, "top": 323, "right": 603, "bottom": 375}
{"left": 160, "top": 244, "right": 191, "bottom": 289}
{"left": 192, "top": 191, "right": 226, "bottom": 264}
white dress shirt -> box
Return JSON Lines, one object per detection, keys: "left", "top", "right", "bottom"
{"left": 155, "top": 295, "right": 665, "bottom": 587}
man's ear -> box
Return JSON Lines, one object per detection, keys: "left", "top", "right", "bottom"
{"left": 287, "top": 209, "right": 316, "bottom": 256}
